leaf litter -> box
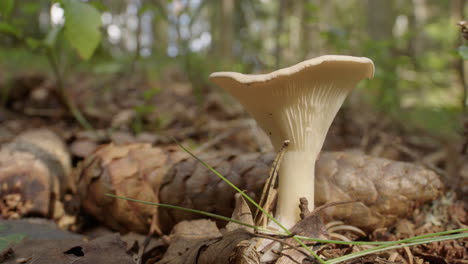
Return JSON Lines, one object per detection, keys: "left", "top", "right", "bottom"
{"left": 0, "top": 71, "right": 467, "bottom": 263}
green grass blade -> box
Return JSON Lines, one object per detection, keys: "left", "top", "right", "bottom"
{"left": 174, "top": 141, "right": 285, "bottom": 230}
{"left": 106, "top": 193, "right": 262, "bottom": 231}
{"left": 0, "top": 233, "right": 26, "bottom": 252}
{"left": 174, "top": 140, "right": 326, "bottom": 263}
{"left": 326, "top": 232, "right": 468, "bottom": 263}
{"left": 296, "top": 228, "right": 468, "bottom": 246}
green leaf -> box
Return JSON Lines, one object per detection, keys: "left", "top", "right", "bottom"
{"left": 134, "top": 104, "right": 155, "bottom": 115}
{"left": 143, "top": 88, "right": 161, "bottom": 100}
{"left": 62, "top": 0, "right": 102, "bottom": 60}
{"left": 0, "top": 22, "right": 21, "bottom": 37}
{"left": 0, "top": 233, "right": 25, "bottom": 252}
{"left": 92, "top": 62, "right": 123, "bottom": 74}
{"left": 25, "top": 37, "right": 42, "bottom": 50}
{"left": 88, "top": 1, "right": 108, "bottom": 12}
{"left": 0, "top": 0, "right": 14, "bottom": 20}
{"left": 403, "top": 107, "right": 461, "bottom": 139}
{"left": 20, "top": 2, "right": 40, "bottom": 15}
{"left": 139, "top": 3, "right": 157, "bottom": 15}
{"left": 458, "top": 46, "right": 468, "bottom": 60}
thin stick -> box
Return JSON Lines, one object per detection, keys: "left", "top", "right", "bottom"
{"left": 254, "top": 139, "right": 289, "bottom": 224}
{"left": 403, "top": 246, "right": 414, "bottom": 264}
{"left": 310, "top": 200, "right": 357, "bottom": 215}
{"left": 254, "top": 233, "right": 314, "bottom": 261}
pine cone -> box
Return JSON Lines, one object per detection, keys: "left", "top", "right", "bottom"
{"left": 75, "top": 143, "right": 186, "bottom": 233}
{"left": 77, "top": 143, "right": 442, "bottom": 233}
{"left": 159, "top": 151, "right": 443, "bottom": 232}
{"left": 158, "top": 153, "right": 270, "bottom": 232}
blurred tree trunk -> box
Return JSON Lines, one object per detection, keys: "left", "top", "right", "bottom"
{"left": 367, "top": 0, "right": 399, "bottom": 111}
{"left": 210, "top": 0, "right": 233, "bottom": 64}
{"left": 408, "top": 0, "right": 429, "bottom": 62}
{"left": 316, "top": 0, "right": 334, "bottom": 54}
{"left": 299, "top": 0, "right": 311, "bottom": 60}
{"left": 222, "top": 0, "right": 234, "bottom": 58}
{"left": 149, "top": 0, "right": 169, "bottom": 56}
{"left": 209, "top": 0, "right": 219, "bottom": 57}
{"left": 286, "top": 1, "right": 302, "bottom": 64}
{"left": 367, "top": 0, "right": 395, "bottom": 41}
{"left": 153, "top": 15, "right": 168, "bottom": 56}
{"left": 451, "top": 0, "right": 467, "bottom": 112}
{"left": 275, "top": 0, "right": 285, "bottom": 67}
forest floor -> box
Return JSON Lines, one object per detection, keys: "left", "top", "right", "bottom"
{"left": 0, "top": 69, "right": 467, "bottom": 264}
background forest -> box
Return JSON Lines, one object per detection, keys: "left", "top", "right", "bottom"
{"left": 1, "top": 0, "right": 467, "bottom": 135}
{"left": 0, "top": 1, "right": 468, "bottom": 263}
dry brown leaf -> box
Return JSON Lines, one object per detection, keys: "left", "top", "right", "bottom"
{"left": 4, "top": 234, "right": 135, "bottom": 264}
{"left": 158, "top": 219, "right": 254, "bottom": 264}
{"left": 69, "top": 139, "right": 98, "bottom": 158}
{"left": 226, "top": 193, "right": 260, "bottom": 264}
{"left": 226, "top": 193, "right": 255, "bottom": 233}
{"left": 274, "top": 198, "right": 328, "bottom": 264}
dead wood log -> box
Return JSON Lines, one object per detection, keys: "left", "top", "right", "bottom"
{"left": 0, "top": 129, "right": 73, "bottom": 220}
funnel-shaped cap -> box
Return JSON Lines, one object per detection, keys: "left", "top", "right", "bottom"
{"left": 210, "top": 55, "right": 374, "bottom": 153}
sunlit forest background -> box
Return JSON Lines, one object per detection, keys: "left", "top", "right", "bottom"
{"left": 1, "top": 0, "right": 467, "bottom": 143}
{"left": 1, "top": 1, "right": 468, "bottom": 262}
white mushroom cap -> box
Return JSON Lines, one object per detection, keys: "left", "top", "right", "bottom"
{"left": 210, "top": 55, "right": 374, "bottom": 228}
{"left": 210, "top": 55, "right": 374, "bottom": 151}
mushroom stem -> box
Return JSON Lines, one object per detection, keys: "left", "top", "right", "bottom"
{"left": 276, "top": 150, "right": 317, "bottom": 228}
{"left": 209, "top": 55, "right": 374, "bottom": 229}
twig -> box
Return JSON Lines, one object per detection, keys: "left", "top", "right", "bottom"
{"left": 328, "top": 232, "right": 352, "bottom": 242}
{"left": 403, "top": 246, "right": 414, "bottom": 264}
{"left": 393, "top": 143, "right": 445, "bottom": 176}
{"left": 254, "top": 233, "right": 315, "bottom": 261}
{"left": 387, "top": 252, "right": 399, "bottom": 262}
{"left": 325, "top": 221, "right": 344, "bottom": 229}
{"left": 254, "top": 139, "right": 290, "bottom": 225}
{"left": 327, "top": 225, "right": 367, "bottom": 237}
{"left": 310, "top": 201, "right": 358, "bottom": 215}
{"left": 194, "top": 126, "right": 243, "bottom": 154}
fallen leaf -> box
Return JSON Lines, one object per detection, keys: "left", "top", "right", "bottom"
{"left": 4, "top": 234, "right": 135, "bottom": 264}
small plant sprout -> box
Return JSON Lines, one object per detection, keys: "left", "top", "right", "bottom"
{"left": 210, "top": 55, "right": 375, "bottom": 228}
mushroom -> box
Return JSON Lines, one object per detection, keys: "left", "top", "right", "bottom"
{"left": 209, "top": 55, "right": 374, "bottom": 228}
